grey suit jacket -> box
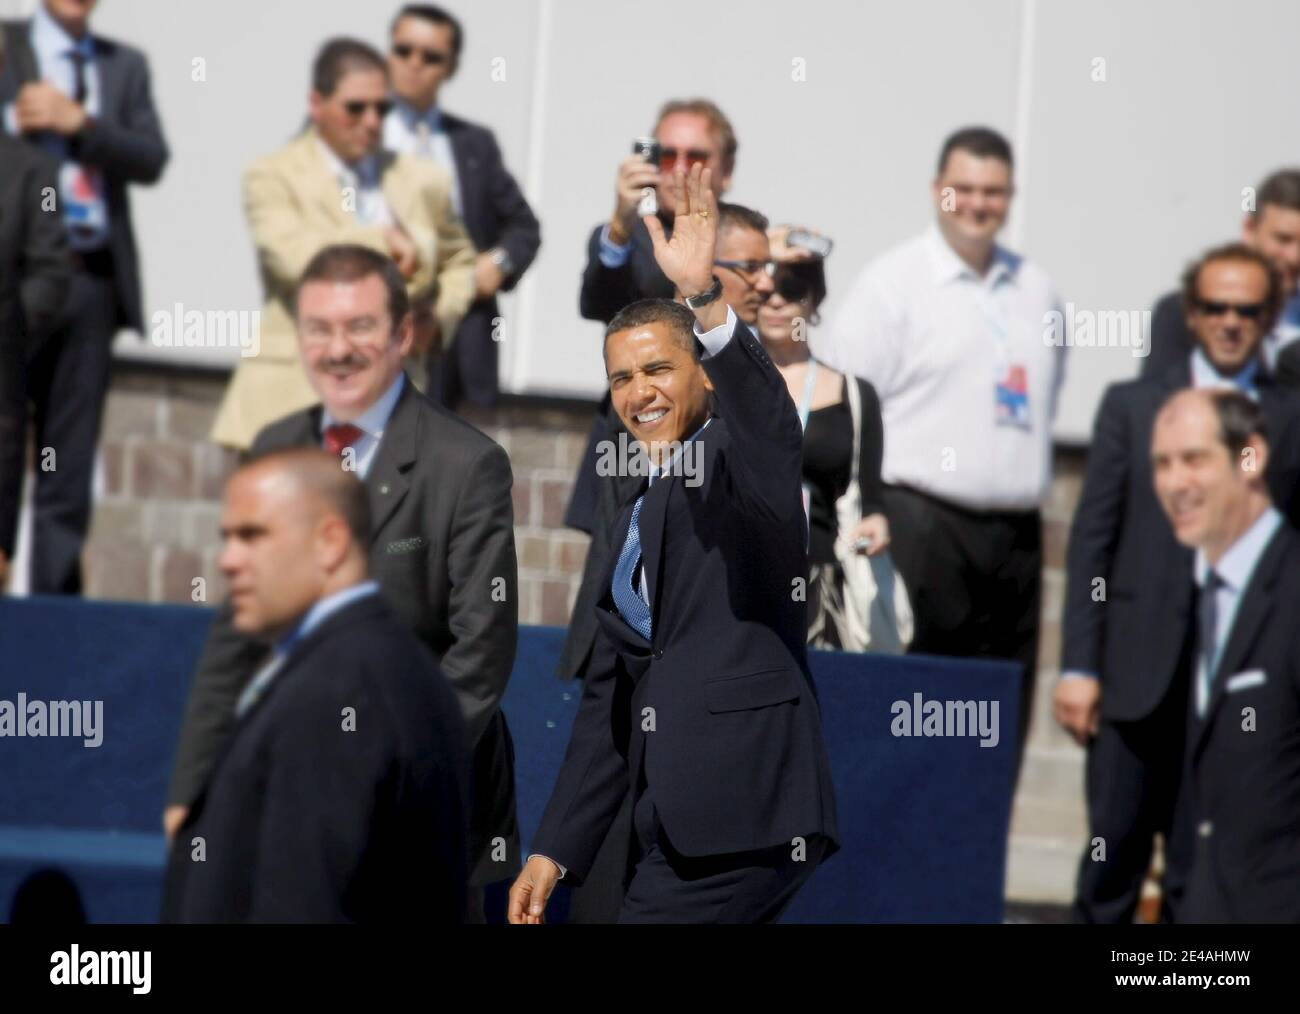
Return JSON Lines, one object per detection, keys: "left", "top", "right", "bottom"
{"left": 167, "top": 382, "right": 520, "bottom": 885}
{"left": 0, "top": 18, "right": 168, "bottom": 332}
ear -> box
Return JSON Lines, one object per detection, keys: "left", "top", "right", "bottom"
{"left": 395, "top": 311, "right": 415, "bottom": 359}
{"left": 1242, "top": 213, "right": 1259, "bottom": 243}
{"left": 315, "top": 512, "right": 352, "bottom": 573}
{"left": 308, "top": 90, "right": 325, "bottom": 125}
{"left": 702, "top": 369, "right": 715, "bottom": 393}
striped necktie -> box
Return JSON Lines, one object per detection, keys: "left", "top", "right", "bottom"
{"left": 611, "top": 494, "right": 652, "bottom": 639}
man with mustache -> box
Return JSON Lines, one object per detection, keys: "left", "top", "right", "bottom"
{"left": 168, "top": 244, "right": 518, "bottom": 921}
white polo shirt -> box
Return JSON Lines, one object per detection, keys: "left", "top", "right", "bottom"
{"left": 814, "top": 224, "right": 1065, "bottom": 511}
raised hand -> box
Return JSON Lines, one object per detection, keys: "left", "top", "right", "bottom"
{"left": 643, "top": 163, "right": 718, "bottom": 302}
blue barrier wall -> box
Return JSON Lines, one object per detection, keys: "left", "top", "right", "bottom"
{"left": 0, "top": 598, "right": 1020, "bottom": 923}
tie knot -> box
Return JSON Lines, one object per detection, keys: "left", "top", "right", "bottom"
{"left": 1203, "top": 569, "right": 1224, "bottom": 592}
{"left": 323, "top": 423, "right": 364, "bottom": 456}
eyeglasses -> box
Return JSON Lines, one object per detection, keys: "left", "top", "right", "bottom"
{"left": 342, "top": 99, "right": 394, "bottom": 119}
{"left": 715, "top": 259, "right": 776, "bottom": 282}
{"left": 1196, "top": 300, "right": 1268, "bottom": 320}
{"left": 392, "top": 43, "right": 450, "bottom": 66}
{"left": 657, "top": 147, "right": 711, "bottom": 173}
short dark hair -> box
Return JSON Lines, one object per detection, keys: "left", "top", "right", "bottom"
{"left": 248, "top": 448, "right": 373, "bottom": 547}
{"left": 1207, "top": 390, "right": 1268, "bottom": 460}
{"left": 391, "top": 4, "right": 464, "bottom": 65}
{"left": 655, "top": 98, "right": 738, "bottom": 175}
{"left": 604, "top": 299, "right": 700, "bottom": 361}
{"left": 717, "top": 202, "right": 769, "bottom": 237}
{"left": 1255, "top": 168, "right": 1300, "bottom": 217}
{"left": 937, "top": 126, "right": 1014, "bottom": 176}
{"left": 776, "top": 260, "right": 828, "bottom": 315}
{"left": 312, "top": 38, "right": 388, "bottom": 96}
{"left": 295, "top": 244, "right": 410, "bottom": 331}
{"left": 1180, "top": 241, "right": 1281, "bottom": 331}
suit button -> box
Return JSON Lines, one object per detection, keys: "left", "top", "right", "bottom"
{"left": 653, "top": 649, "right": 663, "bottom": 660}
{"left": 1197, "top": 820, "right": 1213, "bottom": 838}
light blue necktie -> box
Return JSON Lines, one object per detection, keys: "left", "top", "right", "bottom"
{"left": 611, "top": 494, "right": 652, "bottom": 640}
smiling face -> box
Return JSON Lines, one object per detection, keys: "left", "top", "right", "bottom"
{"left": 310, "top": 67, "right": 389, "bottom": 165}
{"left": 297, "top": 274, "right": 412, "bottom": 421}
{"left": 606, "top": 321, "right": 713, "bottom": 462}
{"left": 1152, "top": 392, "right": 1266, "bottom": 556}
{"left": 1186, "top": 258, "right": 1271, "bottom": 376}
{"left": 932, "top": 149, "right": 1013, "bottom": 253}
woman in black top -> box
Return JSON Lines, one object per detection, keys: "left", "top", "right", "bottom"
{"left": 756, "top": 251, "right": 889, "bottom": 650}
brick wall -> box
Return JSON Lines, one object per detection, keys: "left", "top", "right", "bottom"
{"left": 80, "top": 362, "right": 1089, "bottom": 905}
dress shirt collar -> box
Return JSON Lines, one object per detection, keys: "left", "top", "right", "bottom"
{"left": 1190, "top": 347, "right": 1260, "bottom": 398}
{"left": 924, "top": 223, "right": 1020, "bottom": 287}
{"left": 647, "top": 417, "right": 712, "bottom": 485}
{"left": 321, "top": 372, "right": 405, "bottom": 442}
{"left": 280, "top": 580, "right": 381, "bottom": 654}
{"left": 393, "top": 97, "right": 443, "bottom": 134}
{"left": 32, "top": 2, "right": 94, "bottom": 61}
{"left": 315, "top": 134, "right": 380, "bottom": 186}
{"left": 1194, "top": 505, "right": 1282, "bottom": 592}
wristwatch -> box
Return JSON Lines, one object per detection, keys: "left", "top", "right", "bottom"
{"left": 488, "top": 247, "right": 514, "bottom": 277}
{"left": 684, "top": 275, "right": 723, "bottom": 310}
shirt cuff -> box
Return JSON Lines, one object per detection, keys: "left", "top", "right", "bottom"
{"left": 597, "top": 225, "right": 632, "bottom": 269}
{"left": 2, "top": 104, "right": 17, "bottom": 136}
{"left": 1060, "top": 670, "right": 1099, "bottom": 681}
{"left": 528, "top": 853, "right": 566, "bottom": 879}
{"left": 693, "top": 305, "right": 738, "bottom": 360}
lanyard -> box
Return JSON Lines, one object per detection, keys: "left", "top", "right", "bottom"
{"left": 797, "top": 359, "right": 820, "bottom": 431}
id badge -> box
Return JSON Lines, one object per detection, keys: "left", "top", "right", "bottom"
{"left": 994, "top": 363, "right": 1031, "bottom": 429}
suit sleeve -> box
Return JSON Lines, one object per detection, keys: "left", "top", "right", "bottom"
{"left": 1061, "top": 386, "right": 1131, "bottom": 675}
{"left": 1140, "top": 292, "right": 1189, "bottom": 381}
{"left": 165, "top": 602, "right": 266, "bottom": 806}
{"left": 439, "top": 441, "right": 518, "bottom": 749}
{"left": 579, "top": 224, "right": 639, "bottom": 323}
{"left": 529, "top": 632, "right": 630, "bottom": 884}
{"left": 1277, "top": 342, "right": 1300, "bottom": 390}
{"left": 702, "top": 317, "right": 805, "bottom": 524}
{"left": 17, "top": 151, "right": 70, "bottom": 347}
{"left": 72, "top": 50, "right": 168, "bottom": 184}
{"left": 242, "top": 157, "right": 390, "bottom": 294}
{"left": 480, "top": 128, "right": 540, "bottom": 290}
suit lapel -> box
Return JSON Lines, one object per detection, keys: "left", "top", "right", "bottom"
{"left": 443, "top": 116, "right": 479, "bottom": 230}
{"left": 91, "top": 35, "right": 120, "bottom": 119}
{"left": 1192, "top": 526, "right": 1289, "bottom": 758}
{"left": 637, "top": 475, "right": 671, "bottom": 620}
{"left": 296, "top": 130, "right": 356, "bottom": 227}
{"left": 363, "top": 382, "right": 418, "bottom": 538}
{"left": 6, "top": 21, "right": 39, "bottom": 86}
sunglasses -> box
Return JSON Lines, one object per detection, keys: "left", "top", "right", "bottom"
{"left": 1196, "top": 299, "right": 1268, "bottom": 320}
{"left": 773, "top": 269, "right": 816, "bottom": 303}
{"left": 342, "top": 99, "right": 394, "bottom": 119}
{"left": 657, "top": 147, "right": 711, "bottom": 172}
{"left": 392, "top": 43, "right": 450, "bottom": 66}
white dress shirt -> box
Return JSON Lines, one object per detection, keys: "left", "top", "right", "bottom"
{"left": 1193, "top": 506, "right": 1282, "bottom": 717}
{"left": 814, "top": 224, "right": 1066, "bottom": 511}
{"left": 383, "top": 100, "right": 462, "bottom": 220}
{"left": 316, "top": 138, "right": 394, "bottom": 227}
{"left": 320, "top": 373, "right": 405, "bottom": 479}
{"left": 1190, "top": 348, "right": 1260, "bottom": 399}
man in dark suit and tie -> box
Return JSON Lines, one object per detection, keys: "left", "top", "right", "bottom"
{"left": 0, "top": 29, "right": 70, "bottom": 590}
{"left": 165, "top": 245, "right": 519, "bottom": 919}
{"left": 384, "top": 4, "right": 541, "bottom": 409}
{"left": 1151, "top": 389, "right": 1300, "bottom": 923}
{"left": 1057, "top": 242, "right": 1300, "bottom": 922}
{"left": 508, "top": 165, "right": 838, "bottom": 924}
{"left": 163, "top": 448, "right": 470, "bottom": 923}
{"left": 0, "top": 0, "right": 168, "bottom": 594}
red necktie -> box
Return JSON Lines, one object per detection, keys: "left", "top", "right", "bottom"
{"left": 322, "top": 423, "right": 364, "bottom": 457}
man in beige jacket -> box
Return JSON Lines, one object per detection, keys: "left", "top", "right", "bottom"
{"left": 211, "top": 37, "right": 474, "bottom": 450}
